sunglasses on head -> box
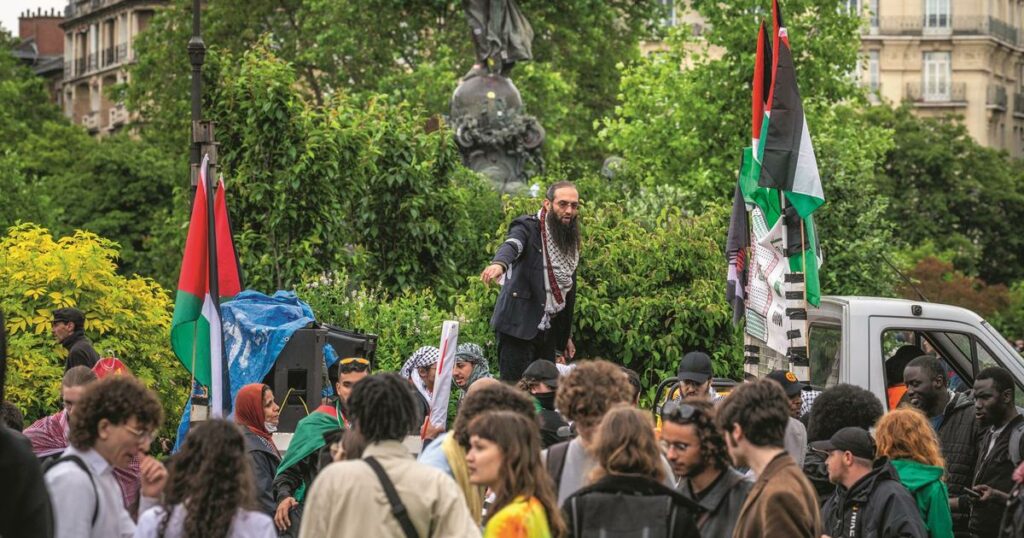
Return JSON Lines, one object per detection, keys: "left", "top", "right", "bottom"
{"left": 660, "top": 400, "right": 700, "bottom": 423}
{"left": 338, "top": 357, "right": 370, "bottom": 372}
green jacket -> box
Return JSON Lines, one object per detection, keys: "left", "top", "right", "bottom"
{"left": 891, "top": 458, "right": 952, "bottom": 538}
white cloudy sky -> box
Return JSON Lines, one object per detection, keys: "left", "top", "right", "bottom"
{"left": 2, "top": 1, "right": 66, "bottom": 36}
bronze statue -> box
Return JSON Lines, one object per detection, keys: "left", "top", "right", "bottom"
{"left": 451, "top": 0, "right": 543, "bottom": 193}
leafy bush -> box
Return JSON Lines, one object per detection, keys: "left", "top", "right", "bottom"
{"left": 0, "top": 224, "right": 188, "bottom": 435}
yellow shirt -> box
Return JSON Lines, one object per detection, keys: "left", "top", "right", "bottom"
{"left": 484, "top": 496, "right": 552, "bottom": 538}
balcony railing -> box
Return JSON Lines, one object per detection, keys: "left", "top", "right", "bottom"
{"left": 1014, "top": 93, "right": 1024, "bottom": 116}
{"left": 904, "top": 81, "right": 967, "bottom": 104}
{"left": 873, "top": 16, "right": 1020, "bottom": 45}
{"left": 81, "top": 111, "right": 100, "bottom": 132}
{"left": 87, "top": 53, "right": 97, "bottom": 72}
{"left": 116, "top": 43, "right": 127, "bottom": 62}
{"left": 988, "top": 85, "right": 1008, "bottom": 110}
{"left": 74, "top": 58, "right": 86, "bottom": 77}
{"left": 102, "top": 47, "right": 114, "bottom": 67}
{"left": 109, "top": 104, "right": 128, "bottom": 127}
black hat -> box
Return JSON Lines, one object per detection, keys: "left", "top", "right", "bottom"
{"left": 677, "top": 352, "right": 713, "bottom": 384}
{"left": 52, "top": 308, "right": 85, "bottom": 329}
{"left": 765, "top": 369, "right": 806, "bottom": 397}
{"left": 522, "top": 360, "right": 560, "bottom": 388}
{"left": 810, "top": 427, "right": 876, "bottom": 460}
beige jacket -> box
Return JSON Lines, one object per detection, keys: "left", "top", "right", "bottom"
{"left": 298, "top": 440, "right": 481, "bottom": 538}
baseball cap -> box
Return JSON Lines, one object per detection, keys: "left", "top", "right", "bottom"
{"left": 522, "top": 359, "right": 560, "bottom": 388}
{"left": 810, "top": 427, "right": 876, "bottom": 460}
{"left": 677, "top": 352, "right": 713, "bottom": 384}
{"left": 765, "top": 369, "right": 806, "bottom": 397}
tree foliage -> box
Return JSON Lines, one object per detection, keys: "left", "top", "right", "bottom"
{"left": 0, "top": 224, "right": 188, "bottom": 435}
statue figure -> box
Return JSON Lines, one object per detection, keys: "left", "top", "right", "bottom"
{"left": 463, "top": 0, "right": 534, "bottom": 79}
{"left": 450, "top": 0, "right": 544, "bottom": 194}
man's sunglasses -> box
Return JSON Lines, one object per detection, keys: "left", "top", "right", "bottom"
{"left": 660, "top": 400, "right": 700, "bottom": 423}
{"left": 338, "top": 357, "right": 370, "bottom": 372}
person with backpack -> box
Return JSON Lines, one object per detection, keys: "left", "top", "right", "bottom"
{"left": 44, "top": 375, "right": 167, "bottom": 538}
{"left": 562, "top": 406, "right": 699, "bottom": 538}
{"left": 964, "top": 367, "right": 1024, "bottom": 538}
{"left": 517, "top": 360, "right": 570, "bottom": 448}
{"left": 133, "top": 419, "right": 275, "bottom": 537}
{"left": 466, "top": 410, "right": 566, "bottom": 537}
{"left": 298, "top": 373, "right": 479, "bottom": 537}
{"left": 546, "top": 360, "right": 674, "bottom": 506}
{"left": 874, "top": 407, "right": 953, "bottom": 538}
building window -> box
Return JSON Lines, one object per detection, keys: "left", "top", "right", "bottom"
{"left": 659, "top": 0, "right": 676, "bottom": 27}
{"left": 924, "top": 51, "right": 951, "bottom": 101}
{"left": 870, "top": 0, "right": 879, "bottom": 28}
{"left": 869, "top": 51, "right": 880, "bottom": 91}
{"left": 845, "top": 0, "right": 860, "bottom": 14}
{"left": 925, "top": 0, "right": 950, "bottom": 29}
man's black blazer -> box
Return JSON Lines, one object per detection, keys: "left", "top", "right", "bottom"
{"left": 489, "top": 214, "right": 576, "bottom": 348}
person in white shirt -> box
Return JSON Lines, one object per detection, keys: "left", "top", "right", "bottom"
{"left": 134, "top": 419, "right": 275, "bottom": 538}
{"left": 44, "top": 375, "right": 167, "bottom": 538}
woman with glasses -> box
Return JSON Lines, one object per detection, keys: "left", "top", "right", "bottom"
{"left": 466, "top": 410, "right": 565, "bottom": 537}
{"left": 134, "top": 419, "right": 275, "bottom": 537}
{"left": 561, "top": 406, "right": 699, "bottom": 538}
{"left": 234, "top": 383, "right": 280, "bottom": 517}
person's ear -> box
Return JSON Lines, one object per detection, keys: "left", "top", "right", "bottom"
{"left": 97, "top": 418, "right": 111, "bottom": 440}
{"left": 730, "top": 423, "right": 744, "bottom": 443}
{"left": 542, "top": 197, "right": 552, "bottom": 211}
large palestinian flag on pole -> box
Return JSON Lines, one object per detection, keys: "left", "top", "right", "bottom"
{"left": 170, "top": 155, "right": 242, "bottom": 417}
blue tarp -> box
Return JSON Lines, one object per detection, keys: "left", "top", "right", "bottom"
{"left": 174, "top": 290, "right": 317, "bottom": 450}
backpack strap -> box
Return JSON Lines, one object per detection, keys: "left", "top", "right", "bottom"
{"left": 545, "top": 440, "right": 571, "bottom": 492}
{"left": 43, "top": 454, "right": 99, "bottom": 527}
{"left": 1010, "top": 421, "right": 1024, "bottom": 467}
{"left": 364, "top": 456, "right": 419, "bottom": 538}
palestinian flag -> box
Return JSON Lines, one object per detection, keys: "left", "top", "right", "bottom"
{"left": 170, "top": 155, "right": 242, "bottom": 416}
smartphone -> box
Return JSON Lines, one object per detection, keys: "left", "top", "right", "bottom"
{"left": 964, "top": 488, "right": 982, "bottom": 498}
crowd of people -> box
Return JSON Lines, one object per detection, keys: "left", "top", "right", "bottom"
{"left": 2, "top": 183, "right": 1024, "bottom": 537}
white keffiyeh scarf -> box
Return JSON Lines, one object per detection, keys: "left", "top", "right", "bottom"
{"left": 538, "top": 209, "right": 579, "bottom": 329}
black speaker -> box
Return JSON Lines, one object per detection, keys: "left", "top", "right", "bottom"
{"left": 263, "top": 324, "right": 378, "bottom": 433}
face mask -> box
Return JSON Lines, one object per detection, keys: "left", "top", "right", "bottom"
{"left": 264, "top": 422, "right": 278, "bottom": 434}
{"left": 535, "top": 392, "right": 556, "bottom": 411}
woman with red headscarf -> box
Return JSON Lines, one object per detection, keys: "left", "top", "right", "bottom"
{"left": 235, "top": 383, "right": 281, "bottom": 516}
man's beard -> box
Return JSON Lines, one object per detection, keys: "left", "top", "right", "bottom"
{"left": 547, "top": 209, "right": 580, "bottom": 255}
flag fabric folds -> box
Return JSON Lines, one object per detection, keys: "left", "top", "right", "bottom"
{"left": 170, "top": 155, "right": 242, "bottom": 417}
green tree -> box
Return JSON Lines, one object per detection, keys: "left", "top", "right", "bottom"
{"left": 0, "top": 224, "right": 188, "bottom": 436}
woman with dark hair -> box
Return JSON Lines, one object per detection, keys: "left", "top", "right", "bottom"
{"left": 561, "top": 407, "right": 699, "bottom": 538}
{"left": 466, "top": 410, "right": 565, "bottom": 537}
{"left": 134, "top": 419, "right": 274, "bottom": 537}
{"left": 803, "top": 383, "right": 884, "bottom": 503}
{"left": 234, "top": 383, "right": 280, "bottom": 516}
{"left": 875, "top": 407, "right": 952, "bottom": 538}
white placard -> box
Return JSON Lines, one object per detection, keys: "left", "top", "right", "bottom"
{"left": 429, "top": 320, "right": 460, "bottom": 430}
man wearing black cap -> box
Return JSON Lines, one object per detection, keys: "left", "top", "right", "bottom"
{"left": 520, "top": 360, "right": 570, "bottom": 448}
{"left": 816, "top": 427, "right": 927, "bottom": 538}
{"left": 676, "top": 351, "right": 722, "bottom": 404}
{"left": 765, "top": 370, "right": 808, "bottom": 467}
{"left": 51, "top": 308, "right": 99, "bottom": 371}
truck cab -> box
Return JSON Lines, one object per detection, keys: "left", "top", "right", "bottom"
{"left": 751, "top": 296, "right": 1024, "bottom": 410}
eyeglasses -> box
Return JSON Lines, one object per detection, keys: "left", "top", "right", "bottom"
{"left": 660, "top": 400, "right": 700, "bottom": 423}
{"left": 659, "top": 439, "right": 691, "bottom": 454}
{"left": 123, "top": 424, "right": 155, "bottom": 444}
{"left": 555, "top": 201, "right": 580, "bottom": 210}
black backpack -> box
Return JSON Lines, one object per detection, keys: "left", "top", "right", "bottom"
{"left": 42, "top": 454, "right": 99, "bottom": 527}
{"left": 545, "top": 440, "right": 571, "bottom": 492}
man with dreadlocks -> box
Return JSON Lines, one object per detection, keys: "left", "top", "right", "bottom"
{"left": 481, "top": 181, "right": 580, "bottom": 382}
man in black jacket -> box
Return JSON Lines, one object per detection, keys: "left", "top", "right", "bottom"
{"left": 904, "top": 354, "right": 980, "bottom": 535}
{"left": 481, "top": 181, "right": 580, "bottom": 381}
{"left": 966, "top": 367, "right": 1023, "bottom": 538}
{"left": 51, "top": 308, "right": 99, "bottom": 371}
{"left": 815, "top": 427, "right": 927, "bottom": 538}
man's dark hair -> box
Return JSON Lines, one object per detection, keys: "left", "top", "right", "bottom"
{"left": 453, "top": 383, "right": 536, "bottom": 448}
{"left": 327, "top": 359, "right": 370, "bottom": 386}
{"left": 63, "top": 365, "right": 98, "bottom": 387}
{"left": 806, "top": 384, "right": 885, "bottom": 442}
{"left": 69, "top": 375, "right": 164, "bottom": 448}
{"left": 715, "top": 379, "right": 789, "bottom": 448}
{"left": 347, "top": 373, "right": 420, "bottom": 444}
{"left": 906, "top": 355, "right": 947, "bottom": 386}
{"left": 1, "top": 401, "right": 24, "bottom": 431}
{"left": 545, "top": 180, "right": 576, "bottom": 201}
{"left": 977, "top": 366, "right": 1015, "bottom": 398}
{"left": 620, "top": 366, "right": 642, "bottom": 403}
{"left": 664, "top": 398, "right": 729, "bottom": 471}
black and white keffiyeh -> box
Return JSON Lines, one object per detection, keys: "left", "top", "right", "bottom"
{"left": 538, "top": 209, "right": 579, "bottom": 329}
{"left": 400, "top": 345, "right": 440, "bottom": 401}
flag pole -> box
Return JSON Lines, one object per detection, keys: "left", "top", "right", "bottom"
{"left": 800, "top": 217, "right": 809, "bottom": 364}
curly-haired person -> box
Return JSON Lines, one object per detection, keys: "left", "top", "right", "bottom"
{"left": 663, "top": 397, "right": 753, "bottom": 537}
{"left": 717, "top": 379, "right": 822, "bottom": 538}
{"left": 546, "top": 359, "right": 675, "bottom": 505}
{"left": 134, "top": 419, "right": 275, "bottom": 538}
{"left": 804, "top": 383, "right": 885, "bottom": 503}
{"left": 44, "top": 375, "right": 166, "bottom": 538}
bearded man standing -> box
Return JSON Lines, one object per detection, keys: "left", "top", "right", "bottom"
{"left": 481, "top": 181, "right": 580, "bottom": 382}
